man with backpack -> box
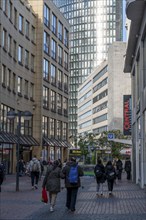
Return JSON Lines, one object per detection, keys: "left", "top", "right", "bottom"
{"left": 62, "top": 157, "right": 84, "bottom": 212}
{"left": 94, "top": 159, "right": 105, "bottom": 196}
{"left": 29, "top": 155, "right": 41, "bottom": 189}
{"left": 105, "top": 160, "right": 116, "bottom": 196}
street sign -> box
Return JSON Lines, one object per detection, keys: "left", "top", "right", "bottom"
{"left": 107, "top": 133, "right": 115, "bottom": 140}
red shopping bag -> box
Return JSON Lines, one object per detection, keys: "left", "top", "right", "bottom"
{"left": 41, "top": 188, "right": 48, "bottom": 203}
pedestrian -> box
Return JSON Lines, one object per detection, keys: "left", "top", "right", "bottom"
{"left": 39, "top": 157, "right": 44, "bottom": 180}
{"left": 29, "top": 155, "right": 41, "bottom": 190}
{"left": 124, "top": 157, "right": 131, "bottom": 180}
{"left": 42, "top": 160, "right": 62, "bottom": 212}
{"left": 61, "top": 157, "right": 84, "bottom": 213}
{"left": 116, "top": 158, "right": 123, "bottom": 180}
{"left": 18, "top": 159, "right": 25, "bottom": 176}
{"left": 0, "top": 162, "right": 5, "bottom": 192}
{"left": 105, "top": 160, "right": 116, "bottom": 196}
{"left": 94, "top": 159, "right": 106, "bottom": 196}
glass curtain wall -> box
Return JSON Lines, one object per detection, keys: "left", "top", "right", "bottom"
{"left": 53, "top": 0, "right": 123, "bottom": 138}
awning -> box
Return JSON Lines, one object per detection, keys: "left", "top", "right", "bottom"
{"left": 0, "top": 131, "right": 39, "bottom": 146}
{"left": 43, "top": 137, "right": 72, "bottom": 148}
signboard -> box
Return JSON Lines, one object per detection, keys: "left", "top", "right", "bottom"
{"left": 123, "top": 95, "right": 132, "bottom": 135}
{"left": 107, "top": 133, "right": 115, "bottom": 140}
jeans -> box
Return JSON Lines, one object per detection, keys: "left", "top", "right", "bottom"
{"left": 107, "top": 179, "right": 114, "bottom": 192}
{"left": 31, "top": 171, "right": 39, "bottom": 186}
{"left": 96, "top": 183, "right": 103, "bottom": 194}
{"left": 49, "top": 192, "right": 57, "bottom": 207}
{"left": 66, "top": 187, "right": 78, "bottom": 211}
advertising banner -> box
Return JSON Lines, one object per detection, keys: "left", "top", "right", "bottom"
{"left": 123, "top": 95, "right": 132, "bottom": 135}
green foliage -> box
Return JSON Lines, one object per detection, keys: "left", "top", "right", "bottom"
{"left": 77, "top": 130, "right": 130, "bottom": 163}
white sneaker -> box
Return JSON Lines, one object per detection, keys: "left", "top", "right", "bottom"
{"left": 50, "top": 206, "right": 54, "bottom": 212}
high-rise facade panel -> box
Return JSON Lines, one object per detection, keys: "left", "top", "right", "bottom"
{"left": 53, "top": 0, "right": 123, "bottom": 140}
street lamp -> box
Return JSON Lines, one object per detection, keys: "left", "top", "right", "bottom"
{"left": 7, "top": 110, "right": 33, "bottom": 191}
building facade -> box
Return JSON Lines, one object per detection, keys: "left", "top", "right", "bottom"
{"left": 0, "top": 0, "right": 70, "bottom": 173}
{"left": 78, "top": 42, "right": 131, "bottom": 137}
{"left": 53, "top": 0, "right": 124, "bottom": 140}
{"left": 124, "top": 0, "right": 146, "bottom": 188}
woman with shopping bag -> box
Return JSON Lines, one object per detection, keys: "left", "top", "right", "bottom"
{"left": 42, "top": 160, "right": 62, "bottom": 212}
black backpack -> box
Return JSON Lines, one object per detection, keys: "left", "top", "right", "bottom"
{"left": 95, "top": 165, "right": 103, "bottom": 178}
{"left": 107, "top": 170, "right": 115, "bottom": 180}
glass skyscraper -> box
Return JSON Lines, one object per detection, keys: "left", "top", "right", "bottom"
{"left": 53, "top": 0, "right": 123, "bottom": 140}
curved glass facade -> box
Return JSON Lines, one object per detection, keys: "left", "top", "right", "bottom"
{"left": 53, "top": 0, "right": 123, "bottom": 138}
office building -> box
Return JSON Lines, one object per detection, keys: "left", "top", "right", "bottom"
{"left": 0, "top": 0, "right": 70, "bottom": 173}
{"left": 124, "top": 0, "right": 146, "bottom": 189}
{"left": 78, "top": 42, "right": 131, "bottom": 137}
{"left": 53, "top": 0, "right": 124, "bottom": 141}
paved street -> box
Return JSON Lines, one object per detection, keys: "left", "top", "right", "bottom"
{"left": 0, "top": 173, "right": 146, "bottom": 220}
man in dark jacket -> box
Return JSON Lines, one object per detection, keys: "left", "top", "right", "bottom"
{"left": 124, "top": 158, "right": 131, "bottom": 180}
{"left": 62, "top": 157, "right": 84, "bottom": 212}
{"left": 116, "top": 158, "right": 123, "bottom": 180}
{"left": 94, "top": 159, "right": 105, "bottom": 196}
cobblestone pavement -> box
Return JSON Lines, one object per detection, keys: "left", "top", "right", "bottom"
{"left": 0, "top": 173, "right": 146, "bottom": 220}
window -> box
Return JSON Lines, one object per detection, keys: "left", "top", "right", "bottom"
{"left": 51, "top": 90, "right": 56, "bottom": 112}
{"left": 7, "top": 69, "right": 11, "bottom": 89}
{"left": 43, "top": 86, "right": 49, "bottom": 108}
{"left": 51, "top": 64, "right": 56, "bottom": 85}
{"left": 12, "top": 72, "right": 16, "bottom": 92}
{"left": 50, "top": 118, "right": 55, "bottom": 138}
{"left": 2, "top": 64, "right": 6, "bottom": 85}
{"left": 25, "top": 50, "right": 29, "bottom": 68}
{"left": 19, "top": 14, "right": 23, "bottom": 33}
{"left": 24, "top": 80, "right": 28, "bottom": 97}
{"left": 56, "top": 120, "right": 61, "bottom": 139}
{"left": 13, "top": 40, "right": 17, "bottom": 60}
{"left": 57, "top": 93, "right": 62, "bottom": 114}
{"left": 93, "top": 114, "right": 107, "bottom": 124}
{"left": 17, "top": 76, "right": 22, "bottom": 94}
{"left": 64, "top": 28, "right": 69, "bottom": 47}
{"left": 18, "top": 45, "right": 23, "bottom": 64}
{"left": 31, "top": 26, "right": 36, "bottom": 43}
{"left": 8, "top": 0, "right": 12, "bottom": 20}
{"left": 43, "top": 58, "right": 49, "bottom": 80}
{"left": 31, "top": 54, "right": 35, "bottom": 71}
{"left": 64, "top": 74, "right": 68, "bottom": 93}
{"left": 58, "top": 21, "right": 63, "bottom": 41}
{"left": 14, "top": 8, "right": 17, "bottom": 28}
{"left": 58, "top": 69, "right": 62, "bottom": 89}
{"left": 30, "top": 83, "right": 34, "bottom": 100}
{"left": 2, "top": 29, "right": 7, "bottom": 49}
{"left": 44, "top": 31, "right": 49, "bottom": 54}
{"left": 8, "top": 35, "right": 12, "bottom": 55}
{"left": 64, "top": 51, "right": 68, "bottom": 70}
{"left": 51, "top": 39, "right": 56, "bottom": 60}
{"left": 52, "top": 13, "right": 57, "bottom": 35}
{"left": 63, "top": 97, "right": 68, "bottom": 116}
{"left": 42, "top": 116, "right": 48, "bottom": 137}
{"left": 44, "top": 4, "right": 50, "bottom": 28}
{"left": 2, "top": 0, "right": 7, "bottom": 13}
{"left": 63, "top": 122, "right": 67, "bottom": 140}
{"left": 25, "top": 20, "right": 29, "bottom": 38}
{"left": 58, "top": 45, "right": 63, "bottom": 65}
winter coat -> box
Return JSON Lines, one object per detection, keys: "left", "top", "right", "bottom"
{"left": 105, "top": 164, "right": 116, "bottom": 181}
{"left": 125, "top": 160, "right": 131, "bottom": 172}
{"left": 94, "top": 164, "right": 106, "bottom": 183}
{"left": 61, "top": 161, "right": 84, "bottom": 188}
{"left": 29, "top": 157, "right": 41, "bottom": 173}
{"left": 116, "top": 160, "right": 123, "bottom": 171}
{"left": 42, "top": 165, "right": 62, "bottom": 193}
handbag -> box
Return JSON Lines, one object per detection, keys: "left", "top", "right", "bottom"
{"left": 41, "top": 188, "right": 48, "bottom": 203}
